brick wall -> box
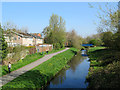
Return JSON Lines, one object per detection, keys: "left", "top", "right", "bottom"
{"left": 36, "top": 45, "right": 53, "bottom": 53}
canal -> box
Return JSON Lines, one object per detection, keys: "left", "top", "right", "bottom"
{"left": 45, "top": 50, "right": 90, "bottom": 88}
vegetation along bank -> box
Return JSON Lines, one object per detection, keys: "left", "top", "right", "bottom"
{"left": 86, "top": 47, "right": 120, "bottom": 88}
{"left": 2, "top": 48, "right": 78, "bottom": 88}
{"left": 1, "top": 47, "right": 65, "bottom": 77}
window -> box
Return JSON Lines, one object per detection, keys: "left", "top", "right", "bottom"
{"left": 18, "top": 36, "right": 20, "bottom": 40}
{"left": 37, "top": 49, "right": 39, "bottom": 52}
{"left": 14, "top": 37, "right": 17, "bottom": 40}
{"left": 29, "top": 44, "right": 32, "bottom": 46}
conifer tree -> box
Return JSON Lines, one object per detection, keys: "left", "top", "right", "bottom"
{"left": 0, "top": 24, "right": 8, "bottom": 60}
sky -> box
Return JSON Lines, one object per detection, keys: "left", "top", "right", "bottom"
{"left": 2, "top": 2, "right": 118, "bottom": 37}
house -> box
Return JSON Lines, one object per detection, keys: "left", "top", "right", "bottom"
{"left": 4, "top": 31, "right": 44, "bottom": 47}
{"left": 30, "top": 33, "right": 43, "bottom": 45}
{"left": 4, "top": 31, "right": 23, "bottom": 47}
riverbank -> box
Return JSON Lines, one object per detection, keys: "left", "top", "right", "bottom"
{"left": 1, "top": 48, "right": 65, "bottom": 76}
{"left": 2, "top": 48, "right": 78, "bottom": 88}
{"left": 46, "top": 51, "right": 90, "bottom": 88}
{"left": 87, "top": 47, "right": 120, "bottom": 88}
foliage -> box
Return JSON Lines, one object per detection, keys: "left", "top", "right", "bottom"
{"left": 0, "top": 25, "right": 8, "bottom": 60}
{"left": 53, "top": 43, "right": 61, "bottom": 50}
{"left": 66, "top": 30, "right": 82, "bottom": 49}
{"left": 85, "top": 34, "right": 103, "bottom": 45}
{"left": 111, "top": 32, "right": 120, "bottom": 50}
{"left": 3, "top": 45, "right": 28, "bottom": 65}
{"left": 89, "top": 39, "right": 101, "bottom": 46}
{"left": 87, "top": 47, "right": 120, "bottom": 88}
{"left": 43, "top": 14, "right": 66, "bottom": 49}
{"left": 25, "top": 46, "right": 35, "bottom": 49}
{"left": 90, "top": 3, "right": 120, "bottom": 50}
{"left": 101, "top": 31, "right": 113, "bottom": 48}
{"left": 13, "top": 46, "right": 26, "bottom": 53}
{"left": 2, "top": 48, "right": 78, "bottom": 88}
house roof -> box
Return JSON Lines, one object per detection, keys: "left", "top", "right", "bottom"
{"left": 18, "top": 32, "right": 33, "bottom": 38}
{"left": 30, "top": 33, "right": 42, "bottom": 39}
{"left": 4, "top": 30, "right": 43, "bottom": 39}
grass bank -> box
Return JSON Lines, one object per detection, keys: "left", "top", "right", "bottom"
{"left": 87, "top": 46, "right": 120, "bottom": 88}
{"left": 2, "top": 48, "right": 78, "bottom": 88}
{"left": 1, "top": 48, "right": 65, "bottom": 76}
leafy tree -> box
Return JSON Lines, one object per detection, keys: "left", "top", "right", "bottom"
{"left": 43, "top": 14, "right": 66, "bottom": 49}
{"left": 85, "top": 34, "right": 103, "bottom": 45}
{"left": 101, "top": 31, "right": 113, "bottom": 47}
{"left": 89, "top": 3, "right": 120, "bottom": 49}
{"left": 89, "top": 39, "right": 100, "bottom": 46}
{"left": 66, "top": 30, "right": 82, "bottom": 49}
{"left": 0, "top": 25, "right": 8, "bottom": 60}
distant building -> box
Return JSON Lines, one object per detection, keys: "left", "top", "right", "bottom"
{"left": 4, "top": 31, "right": 44, "bottom": 47}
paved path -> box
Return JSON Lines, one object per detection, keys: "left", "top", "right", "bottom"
{"left": 0, "top": 48, "right": 69, "bottom": 87}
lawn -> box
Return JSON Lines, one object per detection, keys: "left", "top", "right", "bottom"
{"left": 2, "top": 48, "right": 78, "bottom": 88}
{"left": 1, "top": 47, "right": 65, "bottom": 76}
{"left": 86, "top": 46, "right": 120, "bottom": 88}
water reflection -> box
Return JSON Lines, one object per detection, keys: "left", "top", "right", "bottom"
{"left": 46, "top": 51, "right": 90, "bottom": 88}
{"left": 69, "top": 52, "right": 84, "bottom": 72}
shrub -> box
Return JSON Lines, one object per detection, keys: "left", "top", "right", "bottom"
{"left": 0, "top": 28, "right": 8, "bottom": 59}
{"left": 53, "top": 43, "right": 61, "bottom": 50}
{"left": 89, "top": 39, "right": 101, "bottom": 46}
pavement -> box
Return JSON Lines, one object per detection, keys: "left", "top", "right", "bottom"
{"left": 0, "top": 48, "right": 69, "bottom": 87}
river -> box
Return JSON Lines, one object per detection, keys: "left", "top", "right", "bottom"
{"left": 45, "top": 50, "right": 90, "bottom": 89}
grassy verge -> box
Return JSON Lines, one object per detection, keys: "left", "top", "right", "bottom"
{"left": 2, "top": 48, "right": 78, "bottom": 88}
{"left": 1, "top": 48, "right": 65, "bottom": 76}
{"left": 87, "top": 46, "right": 120, "bottom": 88}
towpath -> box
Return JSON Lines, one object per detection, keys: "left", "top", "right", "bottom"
{"left": 0, "top": 48, "right": 69, "bottom": 87}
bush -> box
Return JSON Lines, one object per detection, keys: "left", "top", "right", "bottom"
{"left": 3, "top": 46, "right": 28, "bottom": 65}
{"left": 101, "top": 31, "right": 113, "bottom": 48}
{"left": 53, "top": 43, "right": 61, "bottom": 50}
{"left": 112, "top": 33, "right": 120, "bottom": 50}
{"left": 89, "top": 39, "right": 101, "bottom": 46}
{"left": 13, "top": 46, "right": 26, "bottom": 53}
{"left": 60, "top": 43, "right": 65, "bottom": 48}
{"left": 0, "top": 28, "right": 8, "bottom": 59}
{"left": 25, "top": 46, "right": 35, "bottom": 49}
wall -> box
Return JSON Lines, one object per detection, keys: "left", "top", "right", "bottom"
{"left": 22, "top": 37, "right": 33, "bottom": 46}
{"left": 4, "top": 34, "right": 22, "bottom": 47}
{"left": 36, "top": 44, "right": 53, "bottom": 53}
{"left": 36, "top": 39, "right": 43, "bottom": 44}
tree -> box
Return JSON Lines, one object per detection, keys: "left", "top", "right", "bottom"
{"left": 101, "top": 31, "right": 113, "bottom": 47}
{"left": 43, "top": 14, "right": 66, "bottom": 49}
{"left": 0, "top": 24, "right": 8, "bottom": 60}
{"left": 89, "top": 3, "right": 120, "bottom": 49}
{"left": 66, "top": 30, "right": 82, "bottom": 49}
{"left": 85, "top": 34, "right": 103, "bottom": 45}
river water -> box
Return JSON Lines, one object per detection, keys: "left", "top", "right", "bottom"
{"left": 45, "top": 51, "right": 90, "bottom": 89}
